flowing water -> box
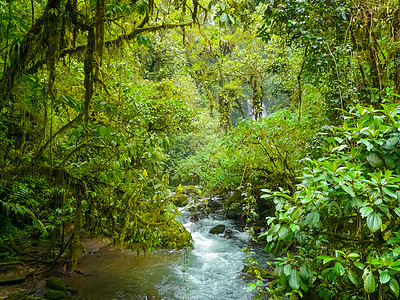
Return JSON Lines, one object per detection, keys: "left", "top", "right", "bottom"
{"left": 68, "top": 200, "right": 268, "bottom": 299}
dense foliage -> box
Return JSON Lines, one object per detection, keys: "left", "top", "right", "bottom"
{"left": 2, "top": 1, "right": 400, "bottom": 299}
{"left": 261, "top": 104, "right": 400, "bottom": 299}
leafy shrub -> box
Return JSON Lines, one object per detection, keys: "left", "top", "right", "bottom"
{"left": 261, "top": 104, "right": 400, "bottom": 299}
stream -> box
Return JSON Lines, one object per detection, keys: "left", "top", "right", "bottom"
{"left": 68, "top": 198, "right": 268, "bottom": 299}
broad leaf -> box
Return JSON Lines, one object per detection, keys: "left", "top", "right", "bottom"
{"left": 390, "top": 278, "right": 400, "bottom": 298}
{"left": 364, "top": 270, "right": 375, "bottom": 294}
{"left": 306, "top": 211, "right": 320, "bottom": 227}
{"left": 366, "top": 213, "right": 382, "bottom": 232}
{"left": 335, "top": 262, "right": 345, "bottom": 276}
{"left": 380, "top": 269, "right": 391, "bottom": 284}
{"left": 284, "top": 264, "right": 292, "bottom": 276}
{"left": 360, "top": 206, "right": 373, "bottom": 218}
{"left": 289, "top": 270, "right": 300, "bottom": 290}
{"left": 348, "top": 269, "right": 358, "bottom": 286}
{"left": 341, "top": 184, "right": 355, "bottom": 197}
{"left": 366, "top": 153, "right": 383, "bottom": 168}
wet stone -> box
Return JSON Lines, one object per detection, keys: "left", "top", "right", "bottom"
{"left": 209, "top": 224, "right": 226, "bottom": 234}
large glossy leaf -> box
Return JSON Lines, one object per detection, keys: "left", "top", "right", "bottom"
{"left": 366, "top": 213, "right": 382, "bottom": 232}
{"left": 360, "top": 206, "right": 373, "bottom": 218}
{"left": 380, "top": 269, "right": 391, "bottom": 284}
{"left": 364, "top": 270, "right": 375, "bottom": 294}
{"left": 341, "top": 184, "right": 355, "bottom": 197}
{"left": 284, "top": 264, "right": 292, "bottom": 276}
{"left": 348, "top": 269, "right": 358, "bottom": 286}
{"left": 335, "top": 262, "right": 345, "bottom": 276}
{"left": 390, "top": 278, "right": 400, "bottom": 298}
{"left": 306, "top": 211, "right": 320, "bottom": 227}
{"left": 382, "top": 187, "right": 397, "bottom": 199}
{"left": 289, "top": 270, "right": 300, "bottom": 290}
{"left": 278, "top": 226, "right": 289, "bottom": 239}
{"left": 366, "top": 153, "right": 383, "bottom": 168}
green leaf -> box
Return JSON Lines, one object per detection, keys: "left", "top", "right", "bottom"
{"left": 268, "top": 224, "right": 281, "bottom": 235}
{"left": 354, "top": 261, "right": 365, "bottom": 270}
{"left": 289, "top": 270, "right": 300, "bottom": 290}
{"left": 360, "top": 206, "right": 373, "bottom": 218}
{"left": 323, "top": 257, "right": 336, "bottom": 265}
{"left": 380, "top": 269, "right": 391, "bottom": 284}
{"left": 247, "top": 283, "right": 256, "bottom": 292}
{"left": 390, "top": 278, "right": 400, "bottom": 298}
{"left": 137, "top": 34, "right": 151, "bottom": 47}
{"left": 278, "top": 226, "right": 289, "bottom": 239}
{"left": 348, "top": 253, "right": 360, "bottom": 258}
{"left": 341, "top": 184, "right": 355, "bottom": 197}
{"left": 364, "top": 270, "right": 375, "bottom": 294}
{"left": 306, "top": 211, "right": 320, "bottom": 227}
{"left": 348, "top": 269, "right": 358, "bottom": 286}
{"left": 394, "top": 208, "right": 400, "bottom": 217}
{"left": 219, "top": 13, "right": 229, "bottom": 25}
{"left": 284, "top": 264, "right": 292, "bottom": 276}
{"left": 366, "top": 213, "right": 382, "bottom": 232}
{"left": 382, "top": 187, "right": 397, "bottom": 199}
{"left": 335, "top": 262, "right": 345, "bottom": 276}
{"left": 366, "top": 153, "right": 383, "bottom": 168}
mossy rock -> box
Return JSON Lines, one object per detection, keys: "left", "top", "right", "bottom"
{"left": 160, "top": 221, "right": 192, "bottom": 249}
{"left": 242, "top": 265, "right": 268, "bottom": 278}
{"left": 168, "top": 193, "right": 189, "bottom": 207}
{"left": 46, "top": 276, "right": 66, "bottom": 292}
{"left": 209, "top": 224, "right": 226, "bottom": 234}
{"left": 44, "top": 290, "right": 66, "bottom": 300}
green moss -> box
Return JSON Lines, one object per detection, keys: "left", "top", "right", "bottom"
{"left": 242, "top": 264, "right": 268, "bottom": 278}
{"left": 160, "top": 220, "right": 192, "bottom": 249}
{"left": 168, "top": 193, "right": 189, "bottom": 207}
{"left": 46, "top": 276, "right": 66, "bottom": 292}
{"left": 44, "top": 290, "right": 65, "bottom": 300}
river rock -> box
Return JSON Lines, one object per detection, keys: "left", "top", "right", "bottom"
{"left": 223, "top": 229, "right": 234, "bottom": 239}
{"left": 46, "top": 276, "right": 65, "bottom": 291}
{"left": 209, "top": 224, "right": 226, "bottom": 234}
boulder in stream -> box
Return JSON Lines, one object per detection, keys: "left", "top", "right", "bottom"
{"left": 209, "top": 224, "right": 226, "bottom": 234}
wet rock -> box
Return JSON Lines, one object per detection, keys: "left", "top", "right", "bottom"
{"left": 44, "top": 290, "right": 66, "bottom": 300}
{"left": 223, "top": 229, "right": 234, "bottom": 239}
{"left": 46, "top": 276, "right": 66, "bottom": 292}
{"left": 209, "top": 224, "right": 226, "bottom": 234}
{"left": 168, "top": 193, "right": 189, "bottom": 207}
{"left": 190, "top": 214, "right": 199, "bottom": 222}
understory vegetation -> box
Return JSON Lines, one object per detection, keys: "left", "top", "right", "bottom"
{"left": 1, "top": 0, "right": 400, "bottom": 299}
